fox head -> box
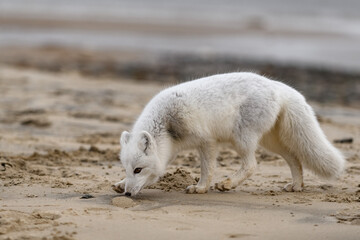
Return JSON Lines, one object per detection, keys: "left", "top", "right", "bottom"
{"left": 119, "top": 130, "right": 163, "bottom": 196}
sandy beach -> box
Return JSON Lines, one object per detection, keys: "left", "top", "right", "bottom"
{"left": 0, "top": 51, "right": 359, "bottom": 239}
{"left": 1, "top": 1, "right": 360, "bottom": 239}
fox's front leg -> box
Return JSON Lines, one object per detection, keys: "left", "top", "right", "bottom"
{"left": 112, "top": 178, "right": 126, "bottom": 193}
{"left": 215, "top": 138, "right": 258, "bottom": 192}
{"left": 186, "top": 143, "right": 216, "bottom": 194}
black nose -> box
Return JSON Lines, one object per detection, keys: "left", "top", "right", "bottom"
{"left": 125, "top": 192, "right": 131, "bottom": 197}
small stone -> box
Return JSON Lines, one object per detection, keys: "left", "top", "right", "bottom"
{"left": 80, "top": 194, "right": 95, "bottom": 199}
{"left": 333, "top": 138, "right": 353, "bottom": 144}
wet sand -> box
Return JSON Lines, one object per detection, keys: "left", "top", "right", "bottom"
{"left": 0, "top": 56, "right": 359, "bottom": 239}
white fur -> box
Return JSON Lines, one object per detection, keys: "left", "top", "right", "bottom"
{"left": 113, "top": 72, "right": 345, "bottom": 196}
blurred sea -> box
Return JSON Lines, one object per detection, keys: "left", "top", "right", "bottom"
{"left": 1, "top": 0, "right": 360, "bottom": 70}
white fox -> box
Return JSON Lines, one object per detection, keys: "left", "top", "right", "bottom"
{"left": 112, "top": 72, "right": 344, "bottom": 196}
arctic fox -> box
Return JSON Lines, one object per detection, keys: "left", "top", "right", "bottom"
{"left": 112, "top": 72, "right": 344, "bottom": 196}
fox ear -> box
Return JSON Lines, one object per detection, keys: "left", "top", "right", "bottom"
{"left": 120, "top": 131, "right": 130, "bottom": 146}
{"left": 138, "top": 131, "right": 154, "bottom": 155}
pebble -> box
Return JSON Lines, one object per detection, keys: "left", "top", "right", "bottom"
{"left": 80, "top": 194, "right": 95, "bottom": 199}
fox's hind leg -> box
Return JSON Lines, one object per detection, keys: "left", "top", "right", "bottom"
{"left": 280, "top": 152, "right": 303, "bottom": 192}
{"left": 260, "top": 128, "right": 304, "bottom": 192}
{"left": 186, "top": 142, "right": 217, "bottom": 194}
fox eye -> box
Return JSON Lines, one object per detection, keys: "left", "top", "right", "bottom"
{"left": 133, "top": 168, "right": 142, "bottom": 174}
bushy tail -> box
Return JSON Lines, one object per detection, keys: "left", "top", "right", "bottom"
{"left": 279, "top": 94, "right": 345, "bottom": 179}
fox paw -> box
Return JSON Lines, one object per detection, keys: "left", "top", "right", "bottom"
{"left": 112, "top": 182, "right": 125, "bottom": 194}
{"left": 214, "top": 178, "right": 232, "bottom": 192}
{"left": 185, "top": 184, "right": 208, "bottom": 194}
{"left": 283, "top": 183, "right": 302, "bottom": 192}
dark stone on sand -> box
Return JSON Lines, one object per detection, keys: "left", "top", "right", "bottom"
{"left": 80, "top": 194, "right": 95, "bottom": 199}
{"left": 333, "top": 138, "right": 353, "bottom": 144}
